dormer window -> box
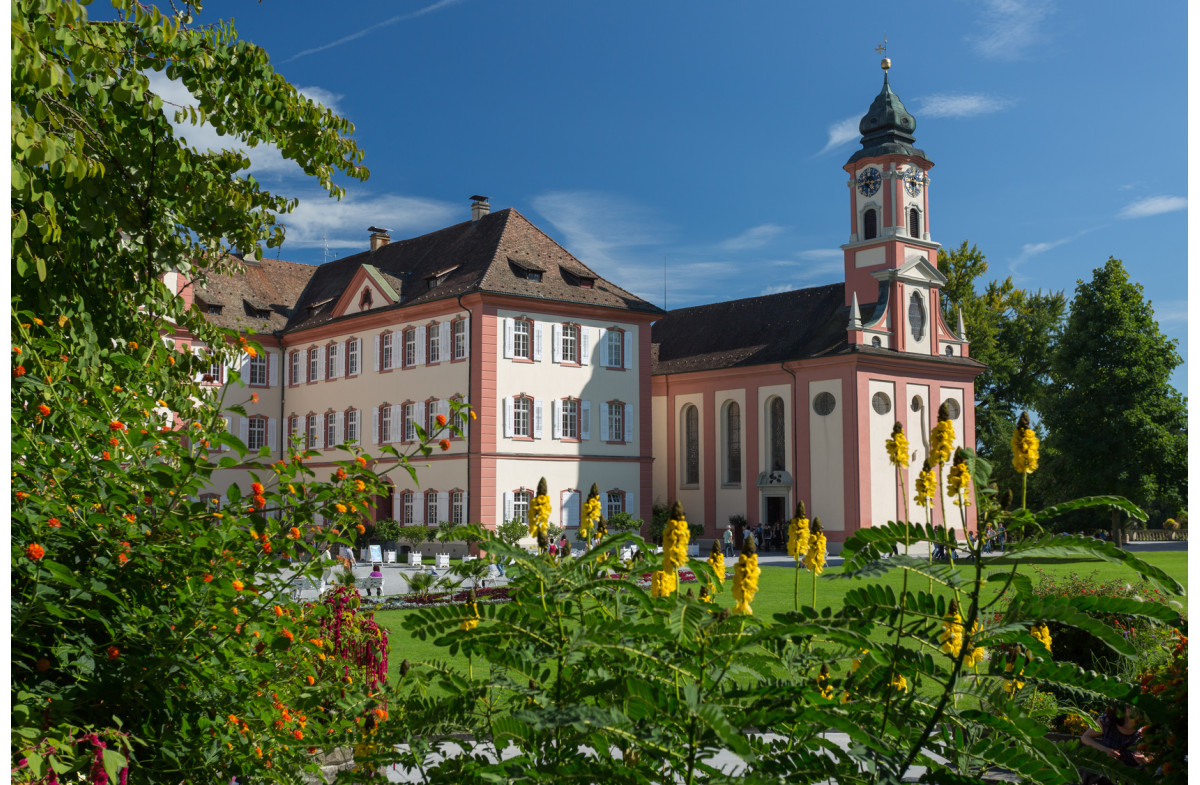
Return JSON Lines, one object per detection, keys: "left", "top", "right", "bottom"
{"left": 206, "top": 304, "right": 222, "bottom": 315}
{"left": 863, "top": 209, "right": 878, "bottom": 240}
{"left": 527, "top": 270, "right": 542, "bottom": 282}
{"left": 579, "top": 277, "right": 594, "bottom": 289}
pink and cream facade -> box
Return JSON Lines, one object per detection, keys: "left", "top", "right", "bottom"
{"left": 172, "top": 202, "right": 660, "bottom": 545}
{"left": 650, "top": 69, "right": 983, "bottom": 549}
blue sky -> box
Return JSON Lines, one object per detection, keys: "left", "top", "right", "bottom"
{"left": 160, "top": 1, "right": 1187, "bottom": 394}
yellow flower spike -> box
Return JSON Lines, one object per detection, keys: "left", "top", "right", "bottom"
{"left": 803, "top": 518, "right": 827, "bottom": 576}
{"left": 786, "top": 501, "right": 811, "bottom": 561}
{"left": 914, "top": 459, "right": 938, "bottom": 509}
{"left": 890, "top": 673, "right": 909, "bottom": 693}
{"left": 938, "top": 599, "right": 964, "bottom": 658}
{"left": 930, "top": 403, "right": 956, "bottom": 466}
{"left": 817, "top": 664, "right": 834, "bottom": 700}
{"left": 661, "top": 501, "right": 689, "bottom": 572}
{"left": 580, "top": 483, "right": 601, "bottom": 542}
{"left": 947, "top": 450, "right": 971, "bottom": 506}
{"left": 732, "top": 534, "right": 760, "bottom": 615}
{"left": 1031, "top": 622, "right": 1052, "bottom": 653}
{"left": 706, "top": 539, "right": 725, "bottom": 586}
{"left": 460, "top": 590, "right": 479, "bottom": 631}
{"left": 885, "top": 422, "right": 910, "bottom": 469}
{"left": 650, "top": 569, "right": 677, "bottom": 598}
{"left": 962, "top": 619, "right": 986, "bottom": 667}
{"left": 1010, "top": 411, "right": 1039, "bottom": 475}
{"left": 528, "top": 478, "right": 551, "bottom": 540}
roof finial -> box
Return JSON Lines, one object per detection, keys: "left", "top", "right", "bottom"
{"left": 876, "top": 35, "right": 890, "bottom": 72}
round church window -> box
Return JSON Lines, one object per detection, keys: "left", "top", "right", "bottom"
{"left": 813, "top": 392, "right": 837, "bottom": 416}
{"left": 871, "top": 392, "right": 892, "bottom": 415}
{"left": 911, "top": 395, "right": 924, "bottom": 412}
{"left": 944, "top": 399, "right": 961, "bottom": 420}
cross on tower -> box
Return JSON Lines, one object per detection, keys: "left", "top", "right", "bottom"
{"left": 875, "top": 35, "right": 887, "bottom": 57}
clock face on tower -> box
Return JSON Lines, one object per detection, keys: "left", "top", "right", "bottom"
{"left": 857, "top": 167, "right": 882, "bottom": 198}
{"left": 903, "top": 167, "right": 924, "bottom": 197}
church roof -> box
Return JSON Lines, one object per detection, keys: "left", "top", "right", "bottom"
{"left": 651, "top": 283, "right": 984, "bottom": 376}
{"left": 285, "top": 208, "right": 661, "bottom": 331}
{"left": 846, "top": 72, "right": 932, "bottom": 166}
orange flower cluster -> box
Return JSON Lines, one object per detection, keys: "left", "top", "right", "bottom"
{"left": 47, "top": 517, "right": 60, "bottom": 528}
{"left": 25, "top": 543, "right": 44, "bottom": 560}
{"left": 37, "top": 404, "right": 50, "bottom": 416}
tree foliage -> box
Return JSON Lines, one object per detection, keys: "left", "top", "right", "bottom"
{"left": 938, "top": 241, "right": 1066, "bottom": 505}
{"left": 1040, "top": 258, "right": 1188, "bottom": 517}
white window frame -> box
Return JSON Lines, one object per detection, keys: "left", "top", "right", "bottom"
{"left": 346, "top": 409, "right": 359, "bottom": 443}
{"left": 453, "top": 319, "right": 468, "bottom": 359}
{"left": 248, "top": 354, "right": 268, "bottom": 386}
{"left": 326, "top": 412, "right": 338, "bottom": 448}
{"left": 426, "top": 492, "right": 439, "bottom": 525}
{"left": 452, "top": 491, "right": 466, "bottom": 525}
{"left": 381, "top": 332, "right": 394, "bottom": 371}
{"left": 327, "top": 343, "right": 340, "bottom": 378}
{"left": 402, "top": 492, "right": 414, "bottom": 525}
{"left": 607, "top": 402, "right": 625, "bottom": 442}
{"left": 428, "top": 323, "right": 440, "bottom": 363}
{"left": 306, "top": 414, "right": 319, "bottom": 449}
{"left": 562, "top": 398, "right": 579, "bottom": 440}
{"left": 404, "top": 402, "right": 417, "bottom": 442}
{"left": 404, "top": 328, "right": 417, "bottom": 367}
{"left": 308, "top": 348, "right": 319, "bottom": 382}
{"left": 513, "top": 319, "right": 531, "bottom": 360}
{"left": 381, "top": 405, "right": 392, "bottom": 443}
{"left": 607, "top": 329, "right": 623, "bottom": 368}
{"left": 605, "top": 491, "right": 624, "bottom": 519}
{"left": 562, "top": 324, "right": 578, "bottom": 364}
{"left": 513, "top": 490, "right": 531, "bottom": 525}
{"left": 347, "top": 338, "right": 360, "bottom": 376}
{"left": 513, "top": 396, "right": 531, "bottom": 438}
{"left": 247, "top": 416, "right": 266, "bottom": 450}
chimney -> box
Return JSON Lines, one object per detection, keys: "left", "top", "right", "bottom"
{"left": 470, "top": 195, "right": 490, "bottom": 221}
{"left": 368, "top": 226, "right": 391, "bottom": 252}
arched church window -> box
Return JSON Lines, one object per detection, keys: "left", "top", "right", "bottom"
{"left": 908, "top": 291, "right": 927, "bottom": 341}
{"left": 724, "top": 401, "right": 741, "bottom": 485}
{"left": 769, "top": 397, "right": 786, "bottom": 470}
{"left": 945, "top": 345, "right": 954, "bottom": 356}
{"left": 909, "top": 207, "right": 921, "bottom": 238}
{"left": 863, "top": 209, "right": 877, "bottom": 240}
{"left": 682, "top": 405, "right": 699, "bottom": 486}
{"left": 871, "top": 336, "right": 882, "bottom": 348}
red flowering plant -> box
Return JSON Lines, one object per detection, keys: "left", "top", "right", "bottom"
{"left": 1133, "top": 631, "right": 1187, "bottom": 784}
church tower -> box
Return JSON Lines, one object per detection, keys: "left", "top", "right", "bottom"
{"left": 842, "top": 57, "right": 967, "bottom": 358}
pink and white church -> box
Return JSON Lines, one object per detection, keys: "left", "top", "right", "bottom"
{"left": 650, "top": 64, "right": 984, "bottom": 549}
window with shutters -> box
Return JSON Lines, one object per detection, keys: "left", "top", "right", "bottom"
{"left": 909, "top": 207, "right": 921, "bottom": 238}
{"left": 308, "top": 348, "right": 320, "bottom": 382}
{"left": 607, "top": 400, "right": 626, "bottom": 443}
{"left": 682, "top": 405, "right": 699, "bottom": 487}
{"left": 347, "top": 338, "right": 360, "bottom": 376}
{"left": 380, "top": 405, "right": 393, "bottom": 443}
{"left": 561, "top": 398, "right": 579, "bottom": 440}
{"left": 248, "top": 354, "right": 268, "bottom": 386}
{"left": 769, "top": 397, "right": 786, "bottom": 471}
{"left": 289, "top": 351, "right": 301, "bottom": 386}
{"left": 325, "top": 412, "right": 338, "bottom": 448}
{"left": 606, "top": 328, "right": 624, "bottom": 368}
{"left": 346, "top": 408, "right": 359, "bottom": 443}
{"left": 605, "top": 491, "right": 624, "bottom": 519}
{"left": 426, "top": 399, "right": 439, "bottom": 435}
{"left": 247, "top": 416, "right": 267, "bottom": 450}
{"left": 450, "top": 395, "right": 465, "bottom": 440}
{"left": 401, "top": 491, "right": 413, "bottom": 524}
{"left": 427, "top": 491, "right": 439, "bottom": 525}
{"left": 306, "top": 414, "right": 319, "bottom": 449}
{"left": 451, "top": 491, "right": 466, "bottom": 525}
{"left": 561, "top": 324, "right": 579, "bottom": 364}
{"left": 513, "top": 396, "right": 532, "bottom": 438}
{"left": 863, "top": 208, "right": 878, "bottom": 240}
{"left": 327, "top": 343, "right": 339, "bottom": 378}
{"left": 403, "top": 328, "right": 417, "bottom": 367}
{"left": 453, "top": 319, "right": 468, "bottom": 360}
{"left": 381, "top": 332, "right": 394, "bottom": 371}
{"left": 427, "top": 322, "right": 440, "bottom": 363}
{"left": 513, "top": 319, "right": 531, "bottom": 360}
{"left": 513, "top": 490, "right": 531, "bottom": 525}
{"left": 403, "top": 402, "right": 417, "bottom": 443}
{"left": 724, "top": 401, "right": 741, "bottom": 485}
{"left": 287, "top": 415, "right": 299, "bottom": 444}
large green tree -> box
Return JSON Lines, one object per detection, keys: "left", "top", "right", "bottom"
{"left": 938, "top": 241, "right": 1066, "bottom": 505}
{"left": 1039, "top": 258, "right": 1188, "bottom": 528}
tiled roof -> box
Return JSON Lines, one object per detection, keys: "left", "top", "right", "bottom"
{"left": 191, "top": 255, "right": 316, "bottom": 333}
{"left": 284, "top": 208, "right": 662, "bottom": 332}
{"left": 651, "top": 283, "right": 984, "bottom": 375}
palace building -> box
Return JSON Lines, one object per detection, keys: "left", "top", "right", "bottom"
{"left": 171, "top": 65, "right": 981, "bottom": 550}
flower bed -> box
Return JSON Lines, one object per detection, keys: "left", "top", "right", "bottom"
{"left": 362, "top": 586, "right": 513, "bottom": 611}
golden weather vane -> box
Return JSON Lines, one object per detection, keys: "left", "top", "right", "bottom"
{"left": 876, "top": 34, "right": 891, "bottom": 71}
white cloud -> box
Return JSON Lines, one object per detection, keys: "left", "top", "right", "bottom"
{"left": 762, "top": 283, "right": 798, "bottom": 296}
{"left": 531, "top": 190, "right": 669, "bottom": 272}
{"left": 817, "top": 115, "right": 861, "bottom": 155}
{"left": 1155, "top": 300, "right": 1188, "bottom": 328}
{"left": 282, "top": 0, "right": 466, "bottom": 63}
{"left": 146, "top": 71, "right": 347, "bottom": 180}
{"left": 916, "top": 93, "right": 1013, "bottom": 119}
{"left": 1008, "top": 228, "right": 1092, "bottom": 276}
{"left": 969, "top": 0, "right": 1052, "bottom": 61}
{"left": 1118, "top": 196, "right": 1187, "bottom": 219}
{"left": 797, "top": 248, "right": 843, "bottom": 260}
{"left": 717, "top": 223, "right": 785, "bottom": 251}
{"left": 278, "top": 191, "right": 460, "bottom": 252}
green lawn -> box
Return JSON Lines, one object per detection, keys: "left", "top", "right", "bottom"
{"left": 374, "top": 550, "right": 1188, "bottom": 685}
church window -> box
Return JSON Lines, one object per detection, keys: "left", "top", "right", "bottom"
{"left": 812, "top": 392, "right": 835, "bottom": 418}
{"left": 911, "top": 395, "right": 924, "bottom": 413}
{"left": 724, "top": 401, "right": 741, "bottom": 485}
{"left": 871, "top": 336, "right": 882, "bottom": 348}
{"left": 908, "top": 292, "right": 927, "bottom": 341}
{"left": 943, "top": 399, "right": 962, "bottom": 420}
{"left": 863, "top": 208, "right": 877, "bottom": 240}
{"left": 682, "top": 405, "right": 699, "bottom": 486}
{"left": 871, "top": 392, "right": 892, "bottom": 415}
{"left": 769, "top": 397, "right": 787, "bottom": 470}
{"left": 909, "top": 207, "right": 921, "bottom": 238}
{"left": 945, "top": 345, "right": 954, "bottom": 356}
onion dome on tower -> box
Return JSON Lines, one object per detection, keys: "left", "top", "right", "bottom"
{"left": 846, "top": 59, "right": 931, "bottom": 167}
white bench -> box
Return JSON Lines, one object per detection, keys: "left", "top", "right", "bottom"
{"left": 408, "top": 552, "right": 423, "bottom": 567}
{"left": 619, "top": 547, "right": 634, "bottom": 562}
{"left": 289, "top": 575, "right": 324, "bottom": 600}
{"left": 359, "top": 575, "right": 384, "bottom": 597}
{"left": 462, "top": 554, "right": 477, "bottom": 563}
{"left": 435, "top": 553, "right": 451, "bottom": 570}
{"left": 686, "top": 543, "right": 700, "bottom": 557}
